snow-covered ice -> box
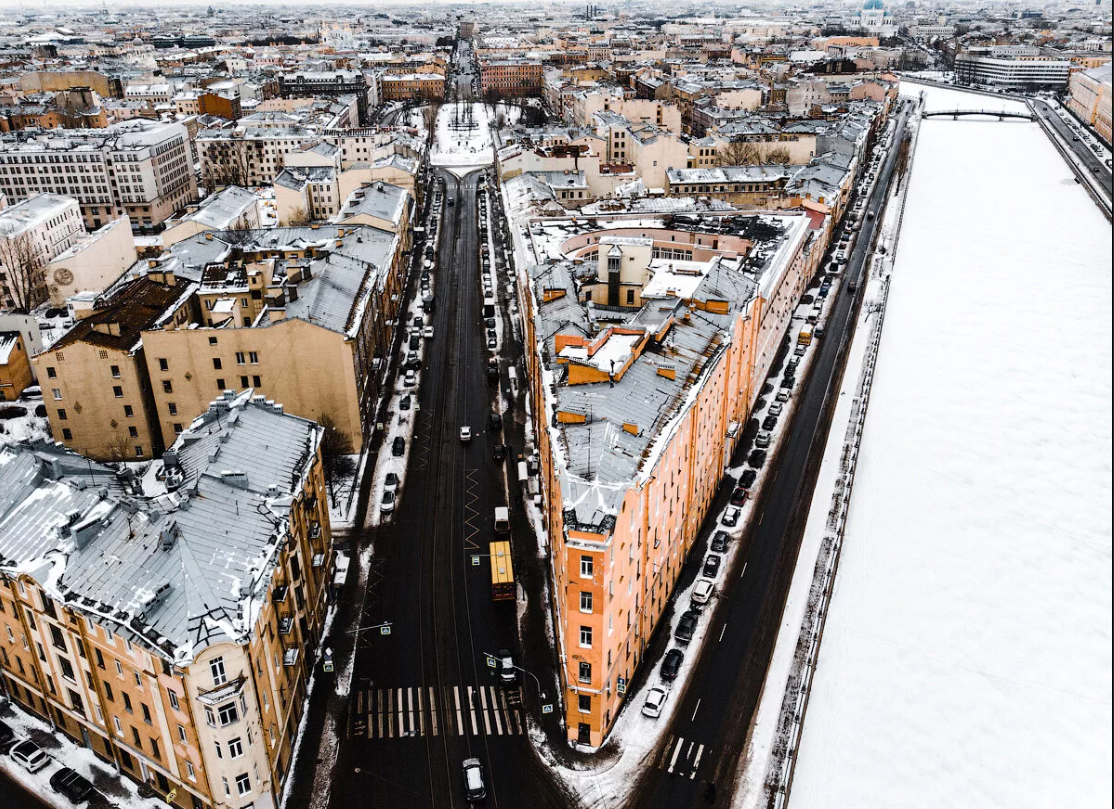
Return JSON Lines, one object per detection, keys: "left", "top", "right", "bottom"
{"left": 789, "top": 82, "right": 1112, "bottom": 808}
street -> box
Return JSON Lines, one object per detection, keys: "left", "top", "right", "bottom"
{"left": 1029, "top": 98, "right": 1113, "bottom": 203}
{"left": 324, "top": 169, "right": 567, "bottom": 809}
{"left": 628, "top": 106, "right": 912, "bottom": 808}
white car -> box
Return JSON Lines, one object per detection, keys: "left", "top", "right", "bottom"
{"left": 423, "top": 326, "right": 434, "bottom": 339}
{"left": 380, "top": 490, "right": 396, "bottom": 514}
{"left": 404, "top": 370, "right": 417, "bottom": 387}
{"left": 642, "top": 686, "right": 668, "bottom": 718}
{"left": 10, "top": 739, "right": 50, "bottom": 773}
{"left": 460, "top": 426, "right": 472, "bottom": 442}
{"left": 691, "top": 579, "right": 715, "bottom": 606}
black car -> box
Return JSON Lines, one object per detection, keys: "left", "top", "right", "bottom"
{"left": 702, "top": 554, "right": 723, "bottom": 578}
{"left": 729, "top": 486, "right": 749, "bottom": 507}
{"left": 489, "top": 413, "right": 502, "bottom": 431}
{"left": 660, "top": 648, "right": 685, "bottom": 681}
{"left": 740, "top": 469, "right": 757, "bottom": 488}
{"left": 675, "top": 610, "right": 699, "bottom": 643}
{"left": 749, "top": 449, "right": 767, "bottom": 469}
{"left": 0, "top": 718, "right": 14, "bottom": 751}
{"left": 711, "top": 531, "right": 729, "bottom": 553}
{"left": 409, "top": 334, "right": 421, "bottom": 351}
{"left": 412, "top": 316, "right": 423, "bottom": 328}
{"left": 487, "top": 360, "right": 500, "bottom": 381}
{"left": 762, "top": 415, "right": 777, "bottom": 431}
{"left": 49, "top": 767, "right": 95, "bottom": 803}
{"left": 493, "top": 443, "right": 507, "bottom": 461}
{"left": 392, "top": 437, "right": 406, "bottom": 456}
{"left": 399, "top": 394, "right": 412, "bottom": 411}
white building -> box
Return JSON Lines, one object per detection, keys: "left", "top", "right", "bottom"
{"left": 0, "top": 193, "right": 84, "bottom": 310}
{"left": 853, "top": 0, "right": 897, "bottom": 38}
{"left": 955, "top": 48, "right": 1072, "bottom": 90}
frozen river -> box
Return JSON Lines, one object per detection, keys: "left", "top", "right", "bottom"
{"left": 789, "top": 83, "right": 1112, "bottom": 807}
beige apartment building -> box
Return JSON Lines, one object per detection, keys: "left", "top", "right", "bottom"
{"left": 36, "top": 224, "right": 408, "bottom": 460}
{"left": 0, "top": 193, "right": 84, "bottom": 311}
{"left": 0, "top": 120, "right": 196, "bottom": 232}
{"left": 519, "top": 213, "right": 813, "bottom": 746}
{"left": 46, "top": 215, "right": 137, "bottom": 305}
{"left": 0, "top": 389, "right": 333, "bottom": 809}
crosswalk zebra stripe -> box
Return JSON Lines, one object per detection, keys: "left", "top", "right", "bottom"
{"left": 428, "top": 687, "right": 438, "bottom": 737}
{"left": 453, "top": 686, "right": 463, "bottom": 736}
{"left": 479, "top": 686, "right": 492, "bottom": 735}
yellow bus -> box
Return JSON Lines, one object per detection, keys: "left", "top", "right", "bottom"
{"left": 489, "top": 541, "right": 515, "bottom": 601}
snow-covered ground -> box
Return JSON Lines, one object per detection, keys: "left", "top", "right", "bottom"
{"left": 0, "top": 395, "right": 50, "bottom": 448}
{"left": 431, "top": 102, "right": 521, "bottom": 174}
{"left": 788, "top": 83, "right": 1112, "bottom": 808}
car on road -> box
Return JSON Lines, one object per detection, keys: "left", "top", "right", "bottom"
{"left": 409, "top": 334, "right": 421, "bottom": 351}
{"left": 49, "top": 767, "right": 95, "bottom": 803}
{"left": 815, "top": 325, "right": 825, "bottom": 338}
{"left": 730, "top": 487, "right": 750, "bottom": 507}
{"left": 10, "top": 738, "right": 50, "bottom": 773}
{"left": 413, "top": 316, "right": 424, "bottom": 329}
{"left": 711, "top": 531, "right": 729, "bottom": 553}
{"left": 702, "top": 554, "right": 723, "bottom": 578}
{"left": 660, "top": 648, "right": 685, "bottom": 681}
{"left": 642, "top": 686, "right": 669, "bottom": 718}
{"left": 755, "top": 430, "right": 772, "bottom": 449}
{"left": 380, "top": 490, "right": 395, "bottom": 514}
{"left": 392, "top": 437, "right": 406, "bottom": 457}
{"left": 404, "top": 370, "right": 417, "bottom": 386}
{"left": 768, "top": 402, "right": 783, "bottom": 417}
{"left": 691, "top": 579, "right": 715, "bottom": 606}
{"left": 384, "top": 472, "right": 399, "bottom": 494}
{"left": 424, "top": 326, "right": 434, "bottom": 339}
{"left": 486, "top": 334, "right": 498, "bottom": 349}
{"left": 461, "top": 758, "right": 486, "bottom": 801}
{"left": 740, "top": 468, "right": 758, "bottom": 488}
{"left": 493, "top": 443, "right": 506, "bottom": 461}
{"left": 496, "top": 649, "right": 517, "bottom": 684}
{"left": 721, "top": 507, "right": 741, "bottom": 527}
{"left": 460, "top": 426, "right": 472, "bottom": 442}
{"left": 776, "top": 388, "right": 791, "bottom": 403}
{"left": 489, "top": 413, "right": 502, "bottom": 431}
{"left": 675, "top": 610, "right": 700, "bottom": 642}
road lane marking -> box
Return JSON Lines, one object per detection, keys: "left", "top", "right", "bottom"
{"left": 387, "top": 690, "right": 395, "bottom": 738}
{"left": 398, "top": 688, "right": 405, "bottom": 736}
{"left": 428, "top": 688, "right": 438, "bottom": 736}
{"left": 658, "top": 735, "right": 675, "bottom": 770}
{"left": 468, "top": 686, "right": 479, "bottom": 735}
{"left": 454, "top": 686, "right": 463, "bottom": 736}
{"left": 691, "top": 699, "right": 702, "bottom": 722}
{"left": 479, "top": 685, "right": 492, "bottom": 735}
{"left": 357, "top": 689, "right": 364, "bottom": 715}
{"left": 718, "top": 623, "right": 728, "bottom": 642}
{"left": 667, "top": 736, "right": 683, "bottom": 773}
{"left": 491, "top": 688, "right": 504, "bottom": 735}
{"left": 408, "top": 688, "right": 415, "bottom": 735}
{"left": 740, "top": 562, "right": 748, "bottom": 580}
{"left": 691, "top": 744, "right": 705, "bottom": 780}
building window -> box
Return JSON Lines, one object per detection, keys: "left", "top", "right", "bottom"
{"left": 211, "top": 656, "right": 226, "bottom": 685}
{"left": 236, "top": 352, "right": 245, "bottom": 365}
{"left": 186, "top": 761, "right": 195, "bottom": 781}
{"left": 134, "top": 446, "right": 143, "bottom": 457}
{"left": 216, "top": 378, "right": 226, "bottom": 390}
{"left": 228, "top": 737, "right": 243, "bottom": 758}
{"left": 62, "top": 428, "right": 72, "bottom": 440}
{"left": 168, "top": 689, "right": 180, "bottom": 710}
{"left": 578, "top": 694, "right": 592, "bottom": 713}
{"left": 579, "top": 555, "right": 593, "bottom": 578}
{"left": 579, "top": 592, "right": 593, "bottom": 613}
{"left": 52, "top": 388, "right": 62, "bottom": 400}
{"left": 236, "top": 773, "right": 251, "bottom": 795}
{"left": 240, "top": 376, "right": 249, "bottom": 388}
{"left": 579, "top": 626, "right": 592, "bottom": 648}
{"left": 173, "top": 423, "right": 183, "bottom": 434}
{"left": 46, "top": 367, "right": 57, "bottom": 378}
{"left": 113, "top": 386, "right": 123, "bottom": 398}
{"left": 59, "top": 656, "right": 75, "bottom": 681}
{"left": 217, "top": 701, "right": 239, "bottom": 726}
{"left": 123, "top": 692, "right": 132, "bottom": 713}
{"left": 158, "top": 358, "right": 168, "bottom": 371}
{"left": 124, "top": 405, "right": 133, "bottom": 417}
{"left": 57, "top": 408, "right": 68, "bottom": 421}
{"left": 578, "top": 661, "right": 592, "bottom": 683}
{"left": 150, "top": 737, "right": 160, "bottom": 759}
{"left": 168, "top": 402, "right": 177, "bottom": 415}
{"left": 162, "top": 380, "right": 172, "bottom": 393}
{"left": 248, "top": 351, "right": 259, "bottom": 364}
{"left": 110, "top": 365, "right": 120, "bottom": 378}
{"left": 252, "top": 375, "right": 261, "bottom": 387}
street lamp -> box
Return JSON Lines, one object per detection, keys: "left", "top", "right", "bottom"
{"left": 483, "top": 651, "right": 550, "bottom": 708}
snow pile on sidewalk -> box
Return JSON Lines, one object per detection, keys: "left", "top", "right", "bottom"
{"left": 787, "top": 83, "right": 1112, "bottom": 808}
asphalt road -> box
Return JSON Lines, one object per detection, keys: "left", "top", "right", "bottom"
{"left": 1029, "top": 98, "right": 1113, "bottom": 201}
{"left": 630, "top": 108, "right": 911, "bottom": 809}
{"left": 325, "top": 171, "right": 567, "bottom": 809}
{"left": 0, "top": 770, "right": 52, "bottom": 809}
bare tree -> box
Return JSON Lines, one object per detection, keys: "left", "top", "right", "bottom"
{"left": 318, "top": 413, "right": 356, "bottom": 507}
{"left": 719, "top": 140, "right": 762, "bottom": 166}
{"left": 0, "top": 227, "right": 47, "bottom": 313}
{"left": 201, "top": 141, "right": 256, "bottom": 190}
{"left": 765, "top": 147, "right": 792, "bottom": 164}
{"left": 104, "top": 432, "right": 133, "bottom": 466}
{"left": 420, "top": 101, "right": 442, "bottom": 141}
{"left": 284, "top": 206, "right": 310, "bottom": 227}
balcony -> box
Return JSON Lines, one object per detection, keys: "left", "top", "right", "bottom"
{"left": 278, "top": 615, "right": 293, "bottom": 636}
{"left": 271, "top": 585, "right": 289, "bottom": 604}
{"left": 282, "top": 647, "right": 299, "bottom": 667}
{"left": 308, "top": 521, "right": 321, "bottom": 540}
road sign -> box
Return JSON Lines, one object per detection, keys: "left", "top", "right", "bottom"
{"left": 542, "top": 704, "right": 554, "bottom": 715}
{"left": 323, "top": 660, "right": 334, "bottom": 673}
{"left": 471, "top": 555, "right": 480, "bottom": 566}
{"left": 485, "top": 654, "right": 497, "bottom": 668}
{"left": 380, "top": 625, "right": 391, "bottom": 636}
{"left": 616, "top": 677, "right": 627, "bottom": 696}
{"left": 165, "top": 789, "right": 177, "bottom": 804}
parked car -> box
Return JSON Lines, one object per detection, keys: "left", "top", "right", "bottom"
{"left": 392, "top": 437, "right": 406, "bottom": 457}
{"left": 404, "top": 370, "right": 417, "bottom": 387}
{"left": 642, "top": 686, "right": 668, "bottom": 718}
{"left": 762, "top": 415, "right": 777, "bottom": 432}
{"left": 413, "top": 316, "right": 424, "bottom": 329}
{"left": 10, "top": 739, "right": 50, "bottom": 773}
{"left": 692, "top": 578, "right": 715, "bottom": 606}
{"left": 721, "top": 507, "right": 740, "bottom": 527}
{"left": 461, "top": 758, "right": 486, "bottom": 801}
{"left": 383, "top": 472, "right": 400, "bottom": 494}
{"left": 776, "top": 388, "right": 791, "bottom": 403}
{"left": 660, "top": 648, "right": 685, "bottom": 681}
{"left": 749, "top": 450, "right": 767, "bottom": 469}
{"left": 49, "top": 767, "right": 95, "bottom": 804}
{"left": 675, "top": 610, "right": 700, "bottom": 642}
{"left": 487, "top": 335, "right": 498, "bottom": 349}
{"left": 711, "top": 531, "right": 729, "bottom": 553}
{"left": 409, "top": 334, "right": 421, "bottom": 351}
{"left": 768, "top": 402, "right": 783, "bottom": 417}
{"left": 380, "top": 489, "right": 396, "bottom": 514}
{"left": 702, "top": 554, "right": 722, "bottom": 578}
{"left": 424, "top": 326, "right": 435, "bottom": 339}
{"left": 755, "top": 431, "right": 772, "bottom": 449}
{"left": 730, "top": 487, "right": 750, "bottom": 507}
{"left": 489, "top": 413, "right": 502, "bottom": 431}
{"left": 399, "top": 394, "right": 412, "bottom": 411}
{"left": 740, "top": 469, "right": 758, "bottom": 488}
{"left": 493, "top": 443, "right": 507, "bottom": 461}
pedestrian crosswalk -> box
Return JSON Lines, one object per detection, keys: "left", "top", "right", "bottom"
{"left": 349, "top": 685, "right": 526, "bottom": 740}
{"left": 657, "top": 735, "right": 708, "bottom": 780}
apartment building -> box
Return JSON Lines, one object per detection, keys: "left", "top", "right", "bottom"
{"left": 520, "top": 213, "right": 812, "bottom": 746}
{"left": 0, "top": 388, "right": 333, "bottom": 809}
{"left": 0, "top": 120, "right": 197, "bottom": 232}
{"left": 278, "top": 70, "right": 369, "bottom": 126}
{"left": 0, "top": 193, "right": 84, "bottom": 311}
{"left": 480, "top": 60, "right": 544, "bottom": 98}
{"left": 380, "top": 73, "right": 446, "bottom": 102}
{"left": 665, "top": 165, "right": 792, "bottom": 205}
{"left": 46, "top": 215, "right": 137, "bottom": 305}
{"left": 1068, "top": 63, "right": 1112, "bottom": 144}
{"left": 197, "top": 126, "right": 320, "bottom": 187}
